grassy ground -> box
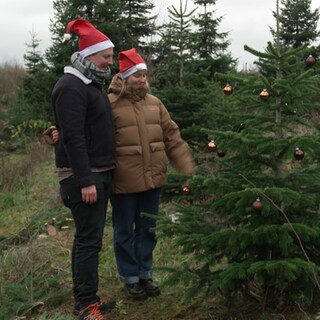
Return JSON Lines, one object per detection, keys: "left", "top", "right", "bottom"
{"left": 0, "top": 145, "right": 218, "bottom": 320}
{"left": 32, "top": 223, "right": 214, "bottom": 320}
{"left": 1, "top": 143, "right": 320, "bottom": 320}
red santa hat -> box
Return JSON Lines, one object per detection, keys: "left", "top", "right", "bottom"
{"left": 63, "top": 19, "right": 114, "bottom": 57}
{"left": 118, "top": 48, "right": 147, "bottom": 79}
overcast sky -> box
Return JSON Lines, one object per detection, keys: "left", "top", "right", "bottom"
{"left": 1, "top": 0, "right": 319, "bottom": 70}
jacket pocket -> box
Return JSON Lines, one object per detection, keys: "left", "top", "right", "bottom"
{"left": 150, "top": 141, "right": 165, "bottom": 152}
{"left": 116, "top": 145, "right": 142, "bottom": 156}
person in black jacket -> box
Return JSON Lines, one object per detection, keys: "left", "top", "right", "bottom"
{"left": 52, "top": 19, "right": 116, "bottom": 320}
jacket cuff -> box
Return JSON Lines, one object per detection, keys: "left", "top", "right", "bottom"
{"left": 75, "top": 174, "right": 95, "bottom": 188}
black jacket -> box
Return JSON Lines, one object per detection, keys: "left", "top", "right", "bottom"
{"left": 52, "top": 72, "right": 116, "bottom": 187}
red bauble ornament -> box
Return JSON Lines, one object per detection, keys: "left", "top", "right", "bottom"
{"left": 260, "top": 89, "right": 269, "bottom": 101}
{"left": 252, "top": 198, "right": 263, "bottom": 212}
{"left": 294, "top": 147, "right": 304, "bottom": 160}
{"left": 207, "top": 139, "right": 217, "bottom": 151}
{"left": 217, "top": 150, "right": 225, "bottom": 158}
{"left": 223, "top": 84, "right": 233, "bottom": 95}
{"left": 182, "top": 185, "right": 191, "bottom": 194}
{"left": 306, "top": 55, "right": 316, "bottom": 67}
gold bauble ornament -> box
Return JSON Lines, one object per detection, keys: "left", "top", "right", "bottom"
{"left": 223, "top": 84, "right": 233, "bottom": 95}
{"left": 207, "top": 139, "right": 217, "bottom": 151}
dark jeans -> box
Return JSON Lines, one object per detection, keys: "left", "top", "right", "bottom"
{"left": 111, "top": 188, "right": 161, "bottom": 284}
{"left": 59, "top": 171, "right": 112, "bottom": 308}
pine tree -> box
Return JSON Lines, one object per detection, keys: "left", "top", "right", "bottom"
{"left": 270, "top": 0, "right": 320, "bottom": 48}
{"left": 154, "top": 0, "right": 197, "bottom": 88}
{"left": 152, "top": 0, "right": 234, "bottom": 142}
{"left": 150, "top": 0, "right": 201, "bottom": 146}
{"left": 46, "top": 0, "right": 157, "bottom": 78}
{"left": 23, "top": 28, "right": 46, "bottom": 74}
{"left": 158, "top": 2, "right": 320, "bottom": 316}
{"left": 190, "top": 0, "right": 235, "bottom": 76}
{"left": 9, "top": 30, "right": 54, "bottom": 128}
{"left": 46, "top": 0, "right": 124, "bottom": 76}
{"left": 118, "top": 0, "right": 156, "bottom": 51}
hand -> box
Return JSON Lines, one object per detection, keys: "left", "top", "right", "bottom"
{"left": 52, "top": 129, "right": 59, "bottom": 143}
{"left": 81, "top": 184, "right": 97, "bottom": 204}
{"left": 43, "top": 126, "right": 57, "bottom": 145}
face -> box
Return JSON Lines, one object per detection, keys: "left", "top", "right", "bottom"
{"left": 86, "top": 48, "right": 114, "bottom": 70}
{"left": 126, "top": 70, "right": 147, "bottom": 87}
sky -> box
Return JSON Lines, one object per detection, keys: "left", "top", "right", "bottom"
{"left": 0, "top": 0, "right": 319, "bottom": 70}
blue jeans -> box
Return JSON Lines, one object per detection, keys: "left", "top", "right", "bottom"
{"left": 59, "top": 171, "right": 112, "bottom": 308}
{"left": 111, "top": 188, "right": 161, "bottom": 284}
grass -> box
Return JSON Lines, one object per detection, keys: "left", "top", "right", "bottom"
{"left": 1, "top": 143, "right": 320, "bottom": 320}
{"left": 0, "top": 145, "right": 215, "bottom": 320}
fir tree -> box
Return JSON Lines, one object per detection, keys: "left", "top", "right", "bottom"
{"left": 23, "top": 28, "right": 46, "bottom": 74}
{"left": 118, "top": 0, "right": 156, "bottom": 51}
{"left": 152, "top": 0, "right": 233, "bottom": 143}
{"left": 190, "top": 0, "right": 235, "bottom": 76}
{"left": 9, "top": 30, "right": 54, "bottom": 127}
{"left": 158, "top": 3, "right": 320, "bottom": 315}
{"left": 46, "top": 0, "right": 124, "bottom": 76}
{"left": 154, "top": 0, "right": 196, "bottom": 88}
{"left": 270, "top": 0, "right": 320, "bottom": 48}
{"left": 46, "top": 0, "right": 157, "bottom": 78}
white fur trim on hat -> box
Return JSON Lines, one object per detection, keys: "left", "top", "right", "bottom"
{"left": 120, "top": 63, "right": 147, "bottom": 79}
{"left": 79, "top": 39, "right": 114, "bottom": 57}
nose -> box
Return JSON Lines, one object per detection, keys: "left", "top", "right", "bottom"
{"left": 106, "top": 56, "right": 113, "bottom": 65}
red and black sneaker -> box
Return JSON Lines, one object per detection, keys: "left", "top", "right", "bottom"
{"left": 75, "top": 300, "right": 116, "bottom": 316}
{"left": 78, "top": 302, "right": 105, "bottom": 320}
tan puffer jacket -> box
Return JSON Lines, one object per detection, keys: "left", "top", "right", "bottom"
{"left": 108, "top": 74, "right": 195, "bottom": 194}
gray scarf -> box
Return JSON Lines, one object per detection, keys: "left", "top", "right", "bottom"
{"left": 70, "top": 52, "right": 111, "bottom": 85}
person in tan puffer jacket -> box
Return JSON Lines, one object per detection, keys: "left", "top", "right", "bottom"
{"left": 109, "top": 48, "right": 194, "bottom": 301}
{"left": 45, "top": 48, "right": 195, "bottom": 302}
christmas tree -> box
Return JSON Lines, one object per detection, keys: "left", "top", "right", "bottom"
{"left": 158, "top": 3, "right": 320, "bottom": 316}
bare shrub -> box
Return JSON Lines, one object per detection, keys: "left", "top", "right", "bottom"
{"left": 0, "top": 140, "right": 53, "bottom": 192}
{"left": 0, "top": 62, "right": 26, "bottom": 109}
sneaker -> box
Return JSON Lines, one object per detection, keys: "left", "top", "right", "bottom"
{"left": 78, "top": 302, "right": 111, "bottom": 320}
{"left": 74, "top": 300, "right": 116, "bottom": 316}
{"left": 140, "top": 279, "right": 161, "bottom": 297}
{"left": 124, "top": 282, "right": 147, "bottom": 300}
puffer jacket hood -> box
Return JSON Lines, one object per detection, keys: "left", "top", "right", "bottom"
{"left": 108, "top": 73, "right": 149, "bottom": 103}
{"left": 108, "top": 73, "right": 194, "bottom": 194}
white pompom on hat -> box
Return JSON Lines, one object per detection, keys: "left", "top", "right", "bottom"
{"left": 118, "top": 48, "right": 147, "bottom": 79}
{"left": 63, "top": 19, "right": 114, "bottom": 57}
